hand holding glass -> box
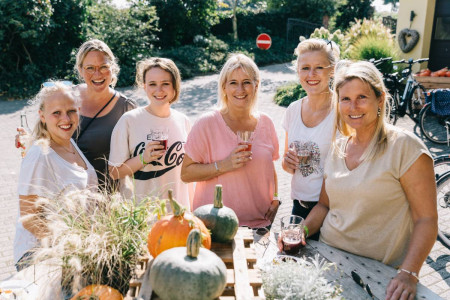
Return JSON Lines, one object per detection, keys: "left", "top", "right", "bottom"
{"left": 147, "top": 128, "right": 169, "bottom": 150}
{"left": 237, "top": 131, "right": 253, "bottom": 151}
{"left": 280, "top": 215, "right": 304, "bottom": 255}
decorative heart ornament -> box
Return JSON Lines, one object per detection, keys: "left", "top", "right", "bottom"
{"left": 398, "top": 28, "right": 420, "bottom": 53}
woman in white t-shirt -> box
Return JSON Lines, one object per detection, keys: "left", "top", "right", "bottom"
{"left": 281, "top": 39, "right": 340, "bottom": 239}
{"left": 14, "top": 82, "right": 98, "bottom": 270}
{"left": 109, "top": 58, "right": 192, "bottom": 208}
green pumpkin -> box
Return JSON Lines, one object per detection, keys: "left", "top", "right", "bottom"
{"left": 194, "top": 185, "right": 239, "bottom": 243}
{"left": 150, "top": 229, "right": 227, "bottom": 300}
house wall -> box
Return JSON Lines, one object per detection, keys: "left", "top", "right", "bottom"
{"left": 397, "top": 0, "right": 436, "bottom": 71}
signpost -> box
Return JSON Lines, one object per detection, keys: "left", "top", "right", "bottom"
{"left": 256, "top": 33, "right": 272, "bottom": 50}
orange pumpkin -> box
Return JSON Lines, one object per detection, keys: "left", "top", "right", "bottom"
{"left": 147, "top": 190, "right": 211, "bottom": 258}
{"left": 70, "top": 285, "right": 123, "bottom": 300}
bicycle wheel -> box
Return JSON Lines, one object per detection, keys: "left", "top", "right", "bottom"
{"left": 419, "top": 104, "right": 449, "bottom": 144}
{"left": 388, "top": 91, "right": 399, "bottom": 125}
{"left": 436, "top": 171, "right": 450, "bottom": 249}
{"left": 434, "top": 155, "right": 450, "bottom": 180}
{"left": 407, "top": 84, "right": 426, "bottom": 118}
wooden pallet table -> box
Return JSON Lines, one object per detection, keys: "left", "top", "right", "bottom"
{"left": 125, "top": 227, "right": 264, "bottom": 300}
{"left": 415, "top": 76, "right": 450, "bottom": 90}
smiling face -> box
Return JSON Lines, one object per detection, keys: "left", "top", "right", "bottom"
{"left": 143, "top": 67, "right": 176, "bottom": 107}
{"left": 223, "top": 67, "right": 258, "bottom": 111}
{"left": 39, "top": 91, "right": 79, "bottom": 144}
{"left": 297, "top": 50, "right": 333, "bottom": 96}
{"left": 338, "top": 78, "right": 383, "bottom": 133}
{"left": 79, "top": 50, "right": 112, "bottom": 92}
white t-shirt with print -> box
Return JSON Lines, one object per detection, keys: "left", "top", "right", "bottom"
{"left": 281, "top": 98, "right": 335, "bottom": 202}
{"left": 109, "top": 107, "right": 191, "bottom": 209}
{"left": 14, "top": 139, "right": 98, "bottom": 264}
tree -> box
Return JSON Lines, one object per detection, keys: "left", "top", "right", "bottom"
{"left": 266, "top": 0, "right": 336, "bottom": 25}
{"left": 334, "top": 0, "right": 375, "bottom": 31}
{"left": 151, "top": 0, "right": 218, "bottom": 47}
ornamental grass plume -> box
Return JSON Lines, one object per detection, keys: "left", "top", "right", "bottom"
{"left": 259, "top": 254, "right": 342, "bottom": 300}
{"left": 30, "top": 185, "right": 165, "bottom": 296}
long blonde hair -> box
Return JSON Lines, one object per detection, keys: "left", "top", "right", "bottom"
{"left": 135, "top": 57, "right": 182, "bottom": 104}
{"left": 217, "top": 53, "right": 260, "bottom": 114}
{"left": 332, "top": 60, "right": 390, "bottom": 162}
{"left": 32, "top": 82, "right": 79, "bottom": 142}
{"left": 75, "top": 39, "right": 120, "bottom": 88}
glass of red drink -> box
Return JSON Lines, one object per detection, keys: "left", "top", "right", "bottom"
{"left": 149, "top": 128, "right": 169, "bottom": 150}
{"left": 237, "top": 130, "right": 253, "bottom": 151}
{"left": 280, "top": 215, "right": 304, "bottom": 255}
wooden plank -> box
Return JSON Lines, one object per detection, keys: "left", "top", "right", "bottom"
{"left": 415, "top": 76, "right": 450, "bottom": 90}
{"left": 232, "top": 230, "right": 254, "bottom": 300}
{"left": 308, "top": 240, "right": 442, "bottom": 300}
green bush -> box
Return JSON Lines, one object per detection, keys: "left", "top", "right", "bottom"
{"left": 274, "top": 82, "right": 306, "bottom": 107}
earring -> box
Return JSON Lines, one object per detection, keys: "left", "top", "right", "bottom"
{"left": 377, "top": 107, "right": 381, "bottom": 117}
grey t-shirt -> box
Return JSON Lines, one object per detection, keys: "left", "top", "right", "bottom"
{"left": 74, "top": 94, "right": 137, "bottom": 188}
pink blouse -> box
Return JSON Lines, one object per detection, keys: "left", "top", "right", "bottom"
{"left": 185, "top": 110, "right": 279, "bottom": 228}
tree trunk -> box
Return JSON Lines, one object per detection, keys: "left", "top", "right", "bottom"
{"left": 232, "top": 0, "right": 238, "bottom": 41}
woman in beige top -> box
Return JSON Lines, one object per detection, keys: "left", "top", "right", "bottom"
{"left": 304, "top": 60, "right": 437, "bottom": 300}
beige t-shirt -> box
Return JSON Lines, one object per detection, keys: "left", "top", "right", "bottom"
{"left": 320, "top": 125, "right": 431, "bottom": 267}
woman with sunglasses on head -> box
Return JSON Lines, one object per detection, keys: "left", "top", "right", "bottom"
{"left": 181, "top": 54, "right": 280, "bottom": 228}
{"left": 14, "top": 82, "right": 98, "bottom": 271}
{"left": 16, "top": 39, "right": 136, "bottom": 190}
{"left": 281, "top": 39, "right": 340, "bottom": 239}
{"left": 108, "top": 57, "right": 192, "bottom": 208}
{"left": 302, "top": 60, "right": 437, "bottom": 300}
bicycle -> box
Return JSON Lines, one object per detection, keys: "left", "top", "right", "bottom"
{"left": 435, "top": 154, "right": 450, "bottom": 249}
{"left": 419, "top": 89, "right": 450, "bottom": 145}
{"left": 371, "top": 57, "right": 428, "bottom": 125}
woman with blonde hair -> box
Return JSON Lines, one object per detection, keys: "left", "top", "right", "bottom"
{"left": 303, "top": 60, "right": 437, "bottom": 299}
{"left": 281, "top": 38, "right": 340, "bottom": 238}
{"left": 14, "top": 82, "right": 98, "bottom": 270}
{"left": 16, "top": 39, "right": 136, "bottom": 190}
{"left": 181, "top": 54, "right": 280, "bottom": 228}
{"left": 109, "top": 57, "right": 192, "bottom": 207}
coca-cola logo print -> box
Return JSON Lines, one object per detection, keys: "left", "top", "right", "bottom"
{"left": 132, "top": 141, "right": 184, "bottom": 180}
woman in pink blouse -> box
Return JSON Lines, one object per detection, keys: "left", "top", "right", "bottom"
{"left": 181, "top": 54, "right": 280, "bottom": 228}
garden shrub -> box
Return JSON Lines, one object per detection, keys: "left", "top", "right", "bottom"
{"left": 274, "top": 82, "right": 306, "bottom": 107}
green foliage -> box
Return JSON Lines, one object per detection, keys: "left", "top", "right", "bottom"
{"left": 0, "top": 0, "right": 86, "bottom": 99}
{"left": 267, "top": 0, "right": 336, "bottom": 24}
{"left": 335, "top": 0, "right": 375, "bottom": 31}
{"left": 151, "top": 0, "right": 218, "bottom": 47}
{"left": 84, "top": 1, "right": 159, "bottom": 87}
{"left": 274, "top": 82, "right": 306, "bottom": 107}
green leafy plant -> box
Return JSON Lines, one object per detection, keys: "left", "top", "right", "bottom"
{"left": 31, "top": 179, "right": 164, "bottom": 296}
{"left": 274, "top": 82, "right": 306, "bottom": 107}
{"left": 259, "top": 254, "right": 342, "bottom": 300}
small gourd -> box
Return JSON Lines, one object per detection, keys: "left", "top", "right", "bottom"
{"left": 194, "top": 185, "right": 239, "bottom": 243}
{"left": 150, "top": 229, "right": 227, "bottom": 300}
{"left": 70, "top": 284, "right": 123, "bottom": 300}
{"left": 147, "top": 190, "right": 211, "bottom": 258}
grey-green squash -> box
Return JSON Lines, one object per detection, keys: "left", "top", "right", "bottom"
{"left": 193, "top": 184, "right": 239, "bottom": 243}
{"left": 149, "top": 229, "right": 227, "bottom": 300}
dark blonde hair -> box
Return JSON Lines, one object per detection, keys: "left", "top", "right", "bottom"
{"left": 32, "top": 81, "right": 79, "bottom": 141}
{"left": 332, "top": 60, "right": 390, "bottom": 161}
{"left": 217, "top": 53, "right": 260, "bottom": 113}
{"left": 135, "top": 57, "right": 182, "bottom": 104}
{"left": 295, "top": 38, "right": 340, "bottom": 70}
{"left": 75, "top": 39, "right": 120, "bottom": 87}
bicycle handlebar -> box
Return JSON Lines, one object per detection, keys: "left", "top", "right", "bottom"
{"left": 392, "top": 58, "right": 429, "bottom": 65}
{"left": 370, "top": 57, "right": 393, "bottom": 65}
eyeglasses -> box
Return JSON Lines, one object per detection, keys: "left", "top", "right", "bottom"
{"left": 253, "top": 227, "right": 273, "bottom": 257}
{"left": 351, "top": 270, "right": 374, "bottom": 298}
{"left": 83, "top": 64, "right": 111, "bottom": 74}
{"left": 323, "top": 39, "right": 333, "bottom": 50}
{"left": 42, "top": 80, "right": 73, "bottom": 88}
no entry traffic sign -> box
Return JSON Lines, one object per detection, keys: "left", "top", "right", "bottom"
{"left": 256, "top": 33, "right": 272, "bottom": 50}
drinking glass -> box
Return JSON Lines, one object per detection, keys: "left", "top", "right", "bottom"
{"left": 148, "top": 128, "right": 169, "bottom": 150}
{"left": 297, "top": 147, "right": 311, "bottom": 168}
{"left": 237, "top": 131, "right": 253, "bottom": 151}
{"left": 280, "top": 215, "right": 304, "bottom": 255}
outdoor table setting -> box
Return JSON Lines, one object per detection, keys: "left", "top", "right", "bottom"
{"left": 251, "top": 217, "right": 442, "bottom": 300}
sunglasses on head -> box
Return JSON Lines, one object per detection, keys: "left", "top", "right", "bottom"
{"left": 42, "top": 81, "right": 73, "bottom": 88}
{"left": 322, "top": 39, "right": 333, "bottom": 50}
{"left": 351, "top": 270, "right": 374, "bottom": 298}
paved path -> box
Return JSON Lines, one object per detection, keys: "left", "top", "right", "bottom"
{"left": 1, "top": 63, "right": 449, "bottom": 298}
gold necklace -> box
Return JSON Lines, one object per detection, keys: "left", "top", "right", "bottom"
{"left": 52, "top": 141, "right": 76, "bottom": 154}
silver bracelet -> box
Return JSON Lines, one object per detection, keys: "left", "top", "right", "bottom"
{"left": 214, "top": 161, "right": 219, "bottom": 172}
{"left": 397, "top": 268, "right": 419, "bottom": 281}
